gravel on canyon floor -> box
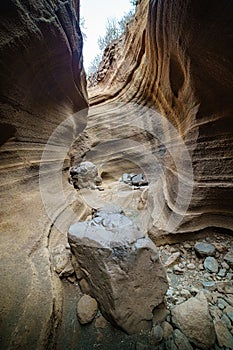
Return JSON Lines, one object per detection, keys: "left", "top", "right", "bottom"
{"left": 58, "top": 232, "right": 233, "bottom": 349}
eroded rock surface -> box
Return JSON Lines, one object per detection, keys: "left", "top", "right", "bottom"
{"left": 85, "top": 0, "right": 233, "bottom": 240}
{"left": 1, "top": 0, "right": 233, "bottom": 348}
{"left": 68, "top": 208, "right": 168, "bottom": 334}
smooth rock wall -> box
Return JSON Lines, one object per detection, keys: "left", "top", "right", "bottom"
{"left": 0, "top": 1, "right": 88, "bottom": 348}
{"left": 87, "top": 0, "right": 233, "bottom": 239}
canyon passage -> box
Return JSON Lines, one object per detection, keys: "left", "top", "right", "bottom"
{"left": 0, "top": 0, "right": 233, "bottom": 349}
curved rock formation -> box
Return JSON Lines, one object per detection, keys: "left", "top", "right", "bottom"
{"left": 86, "top": 0, "right": 233, "bottom": 241}
{"left": 1, "top": 0, "right": 233, "bottom": 347}
{"left": 0, "top": 0, "right": 88, "bottom": 348}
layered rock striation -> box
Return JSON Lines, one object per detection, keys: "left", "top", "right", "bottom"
{"left": 0, "top": 0, "right": 88, "bottom": 348}
{"left": 1, "top": 0, "right": 233, "bottom": 348}
{"left": 85, "top": 0, "right": 233, "bottom": 240}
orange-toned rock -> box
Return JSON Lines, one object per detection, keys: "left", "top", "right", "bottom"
{"left": 86, "top": 0, "right": 233, "bottom": 240}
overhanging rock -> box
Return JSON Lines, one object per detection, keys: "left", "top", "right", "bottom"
{"left": 68, "top": 207, "right": 168, "bottom": 334}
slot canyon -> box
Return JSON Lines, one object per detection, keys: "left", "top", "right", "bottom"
{"left": 0, "top": 0, "right": 233, "bottom": 349}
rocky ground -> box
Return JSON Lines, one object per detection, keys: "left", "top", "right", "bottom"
{"left": 53, "top": 229, "right": 233, "bottom": 350}
{"left": 159, "top": 234, "right": 233, "bottom": 350}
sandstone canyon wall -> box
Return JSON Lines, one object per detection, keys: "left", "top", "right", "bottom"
{"left": 87, "top": 0, "right": 233, "bottom": 240}
{"left": 0, "top": 0, "right": 233, "bottom": 348}
{"left": 0, "top": 0, "right": 88, "bottom": 348}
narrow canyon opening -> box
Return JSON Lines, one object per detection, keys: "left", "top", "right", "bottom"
{"left": 0, "top": 1, "right": 233, "bottom": 349}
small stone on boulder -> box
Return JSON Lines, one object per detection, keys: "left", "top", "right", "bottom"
{"left": 77, "top": 295, "right": 98, "bottom": 325}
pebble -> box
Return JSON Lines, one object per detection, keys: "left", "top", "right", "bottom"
{"left": 204, "top": 257, "right": 219, "bottom": 273}
{"left": 179, "top": 262, "right": 185, "bottom": 269}
{"left": 170, "top": 247, "right": 178, "bottom": 253}
{"left": 180, "top": 289, "right": 191, "bottom": 299}
{"left": 221, "top": 261, "right": 230, "bottom": 270}
{"left": 162, "top": 321, "right": 173, "bottom": 340}
{"left": 176, "top": 297, "right": 187, "bottom": 305}
{"left": 209, "top": 306, "right": 222, "bottom": 319}
{"left": 184, "top": 243, "right": 192, "bottom": 249}
{"left": 190, "top": 287, "right": 199, "bottom": 296}
{"left": 202, "top": 281, "right": 216, "bottom": 290}
{"left": 225, "top": 306, "right": 233, "bottom": 324}
{"left": 194, "top": 242, "right": 216, "bottom": 257}
{"left": 221, "top": 314, "right": 232, "bottom": 329}
{"left": 216, "top": 282, "right": 233, "bottom": 294}
{"left": 214, "top": 243, "right": 227, "bottom": 253}
{"left": 152, "top": 325, "right": 164, "bottom": 343}
{"left": 218, "top": 298, "right": 229, "bottom": 308}
{"left": 203, "top": 272, "right": 211, "bottom": 280}
{"left": 218, "top": 268, "right": 226, "bottom": 277}
{"left": 218, "top": 299, "right": 227, "bottom": 310}
{"left": 79, "top": 278, "right": 91, "bottom": 294}
{"left": 198, "top": 263, "right": 204, "bottom": 270}
{"left": 224, "top": 295, "right": 233, "bottom": 307}
{"left": 173, "top": 329, "right": 194, "bottom": 350}
{"left": 67, "top": 275, "right": 76, "bottom": 283}
{"left": 166, "top": 288, "right": 174, "bottom": 299}
{"left": 224, "top": 251, "right": 233, "bottom": 268}
{"left": 187, "top": 263, "right": 196, "bottom": 270}
{"left": 212, "top": 294, "right": 219, "bottom": 304}
{"left": 165, "top": 252, "right": 181, "bottom": 267}
{"left": 77, "top": 295, "right": 98, "bottom": 325}
{"left": 173, "top": 265, "right": 185, "bottom": 274}
{"left": 95, "top": 315, "right": 108, "bottom": 329}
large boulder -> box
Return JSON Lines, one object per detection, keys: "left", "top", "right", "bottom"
{"left": 68, "top": 208, "right": 168, "bottom": 334}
